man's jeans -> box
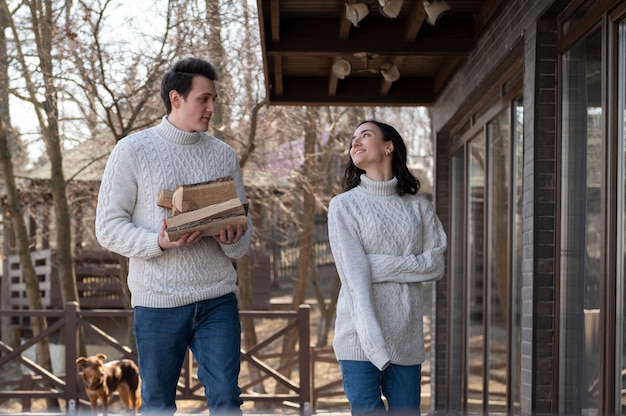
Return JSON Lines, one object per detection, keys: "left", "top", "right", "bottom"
{"left": 340, "top": 360, "right": 422, "bottom": 415}
{"left": 133, "top": 293, "right": 243, "bottom": 415}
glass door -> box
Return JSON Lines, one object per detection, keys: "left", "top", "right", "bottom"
{"left": 559, "top": 28, "right": 603, "bottom": 415}
{"left": 451, "top": 96, "right": 524, "bottom": 414}
{"left": 617, "top": 17, "right": 626, "bottom": 415}
{"left": 467, "top": 132, "right": 486, "bottom": 413}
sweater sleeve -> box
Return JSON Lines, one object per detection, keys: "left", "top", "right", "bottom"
{"left": 367, "top": 197, "right": 447, "bottom": 284}
{"left": 95, "top": 140, "right": 164, "bottom": 259}
{"left": 328, "top": 198, "right": 391, "bottom": 371}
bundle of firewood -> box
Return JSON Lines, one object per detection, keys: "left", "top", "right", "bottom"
{"left": 157, "top": 177, "right": 248, "bottom": 240}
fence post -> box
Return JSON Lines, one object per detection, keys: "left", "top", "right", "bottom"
{"left": 297, "top": 304, "right": 312, "bottom": 416}
{"left": 64, "top": 302, "right": 79, "bottom": 414}
{"left": 21, "top": 373, "right": 33, "bottom": 412}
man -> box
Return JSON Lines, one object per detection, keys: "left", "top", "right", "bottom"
{"left": 95, "top": 57, "right": 252, "bottom": 415}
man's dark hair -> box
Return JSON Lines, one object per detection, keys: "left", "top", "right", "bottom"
{"left": 342, "top": 120, "right": 420, "bottom": 196}
{"left": 160, "top": 57, "right": 218, "bottom": 114}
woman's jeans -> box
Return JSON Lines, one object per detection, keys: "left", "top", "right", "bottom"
{"left": 133, "top": 293, "right": 243, "bottom": 416}
{"left": 340, "top": 360, "right": 422, "bottom": 415}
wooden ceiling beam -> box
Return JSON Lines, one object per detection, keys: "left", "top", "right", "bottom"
{"left": 380, "top": 56, "right": 405, "bottom": 96}
{"left": 269, "top": 0, "right": 282, "bottom": 95}
{"left": 271, "top": 76, "right": 435, "bottom": 106}
{"left": 405, "top": 0, "right": 427, "bottom": 41}
{"left": 265, "top": 37, "right": 472, "bottom": 56}
{"left": 256, "top": 0, "right": 496, "bottom": 106}
{"left": 339, "top": 0, "right": 355, "bottom": 39}
{"left": 270, "top": 0, "right": 280, "bottom": 41}
{"left": 329, "top": 1, "right": 355, "bottom": 97}
{"left": 273, "top": 57, "right": 283, "bottom": 96}
{"left": 380, "top": 2, "right": 427, "bottom": 95}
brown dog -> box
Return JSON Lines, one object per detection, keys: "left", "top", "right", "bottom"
{"left": 76, "top": 353, "right": 142, "bottom": 415}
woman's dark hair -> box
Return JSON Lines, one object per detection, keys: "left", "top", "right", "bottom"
{"left": 341, "top": 120, "right": 420, "bottom": 196}
{"left": 160, "top": 57, "right": 218, "bottom": 114}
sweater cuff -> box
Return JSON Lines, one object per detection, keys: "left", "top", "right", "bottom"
{"left": 146, "top": 236, "right": 166, "bottom": 258}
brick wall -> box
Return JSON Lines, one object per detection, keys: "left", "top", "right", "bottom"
{"left": 431, "top": 1, "right": 559, "bottom": 414}
{"left": 522, "top": 17, "right": 558, "bottom": 416}
{"left": 432, "top": 130, "right": 450, "bottom": 412}
{"left": 432, "top": 0, "right": 553, "bottom": 132}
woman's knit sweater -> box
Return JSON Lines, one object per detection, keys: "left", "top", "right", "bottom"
{"left": 328, "top": 175, "right": 447, "bottom": 371}
{"left": 95, "top": 116, "right": 252, "bottom": 308}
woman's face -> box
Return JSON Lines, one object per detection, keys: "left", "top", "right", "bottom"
{"left": 350, "top": 122, "right": 393, "bottom": 172}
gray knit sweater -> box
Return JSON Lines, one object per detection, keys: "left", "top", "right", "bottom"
{"left": 328, "top": 175, "right": 447, "bottom": 371}
{"left": 95, "top": 116, "right": 252, "bottom": 308}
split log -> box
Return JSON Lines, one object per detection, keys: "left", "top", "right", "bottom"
{"left": 165, "top": 197, "right": 247, "bottom": 240}
{"left": 171, "top": 177, "right": 237, "bottom": 213}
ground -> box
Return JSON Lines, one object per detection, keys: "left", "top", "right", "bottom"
{"left": 0, "top": 296, "right": 432, "bottom": 415}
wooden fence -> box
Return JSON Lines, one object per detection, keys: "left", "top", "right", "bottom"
{"left": 0, "top": 302, "right": 345, "bottom": 415}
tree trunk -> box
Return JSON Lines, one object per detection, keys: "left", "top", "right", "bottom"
{"left": 292, "top": 109, "right": 318, "bottom": 309}
{"left": 0, "top": 0, "right": 12, "bottom": 346}
{"left": 0, "top": 3, "right": 60, "bottom": 409}
{"left": 277, "top": 108, "right": 318, "bottom": 387}
{"left": 206, "top": 0, "right": 232, "bottom": 141}
{"left": 237, "top": 254, "right": 268, "bottom": 400}
{"left": 5, "top": 0, "right": 87, "bottom": 368}
{"left": 31, "top": 0, "right": 86, "bottom": 364}
{"left": 235, "top": 1, "right": 265, "bottom": 400}
{"left": 115, "top": 254, "right": 135, "bottom": 346}
{"left": 0, "top": 113, "right": 57, "bottom": 410}
{"left": 311, "top": 268, "right": 340, "bottom": 348}
{"left": 32, "top": 0, "right": 80, "bottom": 307}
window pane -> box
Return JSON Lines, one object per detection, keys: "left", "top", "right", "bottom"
{"left": 559, "top": 28, "right": 602, "bottom": 415}
{"left": 618, "top": 19, "right": 626, "bottom": 415}
{"left": 486, "top": 108, "right": 510, "bottom": 413}
{"left": 510, "top": 98, "right": 524, "bottom": 413}
{"left": 449, "top": 151, "right": 465, "bottom": 412}
{"left": 468, "top": 132, "right": 486, "bottom": 412}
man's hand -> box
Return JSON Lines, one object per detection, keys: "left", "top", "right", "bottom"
{"left": 158, "top": 218, "right": 203, "bottom": 250}
{"left": 213, "top": 224, "right": 245, "bottom": 245}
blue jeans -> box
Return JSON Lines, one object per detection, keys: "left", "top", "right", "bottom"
{"left": 339, "top": 360, "right": 422, "bottom": 416}
{"left": 133, "top": 293, "right": 243, "bottom": 416}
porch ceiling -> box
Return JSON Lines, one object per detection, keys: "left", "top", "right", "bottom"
{"left": 256, "top": 0, "right": 503, "bottom": 106}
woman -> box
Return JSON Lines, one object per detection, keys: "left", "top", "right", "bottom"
{"left": 328, "top": 120, "right": 447, "bottom": 415}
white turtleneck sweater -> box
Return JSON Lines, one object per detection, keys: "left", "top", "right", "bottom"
{"left": 328, "top": 175, "right": 447, "bottom": 371}
{"left": 95, "top": 116, "right": 252, "bottom": 308}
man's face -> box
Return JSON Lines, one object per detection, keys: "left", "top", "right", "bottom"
{"left": 169, "top": 75, "right": 217, "bottom": 132}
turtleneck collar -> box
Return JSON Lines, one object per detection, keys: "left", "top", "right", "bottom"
{"left": 155, "top": 116, "right": 203, "bottom": 145}
{"left": 357, "top": 174, "right": 398, "bottom": 197}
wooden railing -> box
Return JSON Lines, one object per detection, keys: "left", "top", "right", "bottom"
{"left": 0, "top": 302, "right": 338, "bottom": 415}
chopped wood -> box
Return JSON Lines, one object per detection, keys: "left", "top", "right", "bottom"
{"left": 171, "top": 177, "right": 237, "bottom": 213}
{"left": 158, "top": 189, "right": 174, "bottom": 209}
{"left": 166, "top": 216, "right": 248, "bottom": 241}
{"left": 165, "top": 197, "right": 247, "bottom": 240}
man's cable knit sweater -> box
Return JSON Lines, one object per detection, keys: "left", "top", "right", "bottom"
{"left": 95, "top": 116, "right": 253, "bottom": 308}
{"left": 328, "top": 175, "right": 447, "bottom": 371}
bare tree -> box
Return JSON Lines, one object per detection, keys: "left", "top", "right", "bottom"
{"left": 272, "top": 107, "right": 319, "bottom": 388}
{"left": 3, "top": 0, "right": 80, "bottom": 311}
{"left": 0, "top": 7, "right": 55, "bottom": 405}
{"left": 62, "top": 1, "right": 175, "bottom": 142}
